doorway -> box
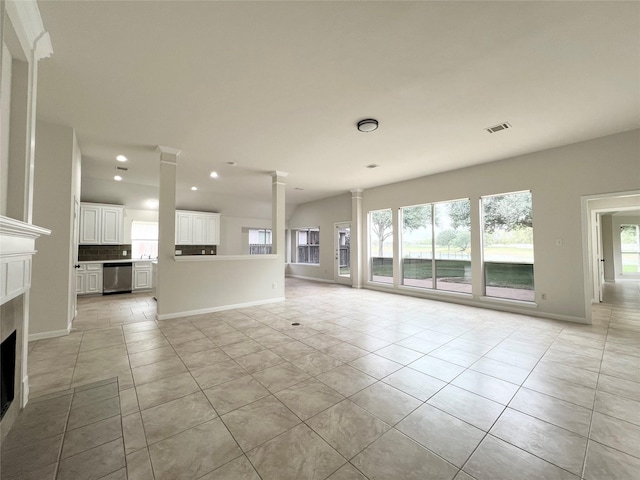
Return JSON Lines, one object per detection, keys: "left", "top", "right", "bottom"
{"left": 334, "top": 222, "right": 351, "bottom": 285}
{"left": 582, "top": 190, "right": 640, "bottom": 321}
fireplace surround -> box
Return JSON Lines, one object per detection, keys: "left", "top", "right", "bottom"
{"left": 0, "top": 216, "right": 50, "bottom": 443}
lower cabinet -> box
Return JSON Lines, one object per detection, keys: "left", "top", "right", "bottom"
{"left": 77, "top": 261, "right": 153, "bottom": 294}
{"left": 133, "top": 262, "right": 153, "bottom": 290}
{"left": 77, "top": 263, "right": 103, "bottom": 295}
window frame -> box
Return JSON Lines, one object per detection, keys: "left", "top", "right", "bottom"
{"left": 400, "top": 198, "right": 472, "bottom": 294}
{"left": 480, "top": 190, "right": 535, "bottom": 302}
{"left": 293, "top": 227, "right": 320, "bottom": 264}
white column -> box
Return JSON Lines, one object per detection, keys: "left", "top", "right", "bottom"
{"left": 470, "top": 197, "right": 483, "bottom": 298}
{"left": 156, "top": 146, "right": 180, "bottom": 317}
{"left": 351, "top": 188, "right": 363, "bottom": 288}
{"left": 271, "top": 171, "right": 287, "bottom": 256}
{"left": 22, "top": 33, "right": 53, "bottom": 223}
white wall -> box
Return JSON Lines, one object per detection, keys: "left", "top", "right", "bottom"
{"left": 219, "top": 216, "right": 272, "bottom": 255}
{"left": 288, "top": 193, "right": 351, "bottom": 282}
{"left": 157, "top": 257, "right": 285, "bottom": 319}
{"left": 30, "top": 120, "right": 77, "bottom": 337}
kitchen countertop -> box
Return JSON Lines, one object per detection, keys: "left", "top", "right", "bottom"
{"left": 78, "top": 259, "right": 156, "bottom": 264}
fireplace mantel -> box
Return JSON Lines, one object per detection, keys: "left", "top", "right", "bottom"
{"left": 1, "top": 215, "right": 50, "bottom": 306}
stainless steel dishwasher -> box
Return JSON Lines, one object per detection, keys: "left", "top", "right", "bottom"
{"left": 103, "top": 262, "right": 133, "bottom": 294}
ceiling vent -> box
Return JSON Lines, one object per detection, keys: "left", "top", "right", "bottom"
{"left": 485, "top": 122, "right": 511, "bottom": 134}
{"left": 116, "top": 166, "right": 128, "bottom": 171}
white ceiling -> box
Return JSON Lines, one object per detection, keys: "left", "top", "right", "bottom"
{"left": 35, "top": 1, "right": 640, "bottom": 218}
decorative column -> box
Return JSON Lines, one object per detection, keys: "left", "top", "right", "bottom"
{"left": 156, "top": 146, "right": 180, "bottom": 316}
{"left": 351, "top": 188, "right": 364, "bottom": 288}
{"left": 3, "top": 2, "right": 53, "bottom": 222}
{"left": 271, "top": 171, "right": 287, "bottom": 257}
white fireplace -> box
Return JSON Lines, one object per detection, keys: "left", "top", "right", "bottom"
{"left": 0, "top": 216, "right": 50, "bottom": 443}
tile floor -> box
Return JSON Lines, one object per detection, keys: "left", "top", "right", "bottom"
{"left": 1, "top": 278, "right": 639, "bottom": 480}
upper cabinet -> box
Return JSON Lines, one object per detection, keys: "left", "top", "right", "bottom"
{"left": 175, "top": 210, "right": 220, "bottom": 245}
{"left": 80, "top": 203, "right": 124, "bottom": 245}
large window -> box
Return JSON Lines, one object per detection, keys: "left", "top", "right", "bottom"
{"left": 482, "top": 191, "right": 534, "bottom": 301}
{"left": 131, "top": 221, "right": 158, "bottom": 259}
{"left": 370, "top": 209, "right": 394, "bottom": 284}
{"left": 249, "top": 228, "right": 272, "bottom": 255}
{"left": 621, "top": 224, "right": 640, "bottom": 274}
{"left": 402, "top": 205, "right": 432, "bottom": 288}
{"left": 295, "top": 228, "right": 320, "bottom": 264}
{"left": 401, "top": 199, "right": 471, "bottom": 293}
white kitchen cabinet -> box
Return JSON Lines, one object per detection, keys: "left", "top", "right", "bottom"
{"left": 133, "top": 261, "right": 152, "bottom": 290}
{"left": 191, "top": 215, "right": 206, "bottom": 244}
{"left": 175, "top": 210, "right": 220, "bottom": 245}
{"left": 205, "top": 215, "right": 220, "bottom": 245}
{"left": 101, "top": 206, "right": 123, "bottom": 244}
{"left": 76, "top": 271, "right": 86, "bottom": 294}
{"left": 77, "top": 263, "right": 103, "bottom": 295}
{"left": 176, "top": 212, "right": 192, "bottom": 245}
{"left": 79, "top": 205, "right": 101, "bottom": 244}
{"left": 80, "top": 203, "right": 124, "bottom": 245}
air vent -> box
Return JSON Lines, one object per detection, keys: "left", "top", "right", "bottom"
{"left": 365, "top": 164, "right": 380, "bottom": 169}
{"left": 485, "top": 122, "right": 511, "bottom": 134}
{"left": 116, "top": 166, "right": 128, "bottom": 171}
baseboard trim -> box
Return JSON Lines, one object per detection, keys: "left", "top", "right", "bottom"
{"left": 156, "top": 297, "right": 286, "bottom": 321}
{"left": 286, "top": 274, "right": 335, "bottom": 284}
{"left": 365, "top": 282, "right": 588, "bottom": 324}
{"left": 22, "top": 376, "right": 29, "bottom": 407}
{"left": 29, "top": 327, "right": 71, "bottom": 341}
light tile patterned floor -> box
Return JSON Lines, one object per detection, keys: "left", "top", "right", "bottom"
{"left": 2, "top": 279, "right": 639, "bottom": 479}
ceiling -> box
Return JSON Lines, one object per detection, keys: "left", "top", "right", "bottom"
{"left": 35, "top": 1, "right": 640, "bottom": 218}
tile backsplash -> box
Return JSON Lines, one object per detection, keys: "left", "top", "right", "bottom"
{"left": 79, "top": 245, "right": 132, "bottom": 261}
{"left": 175, "top": 245, "right": 217, "bottom": 255}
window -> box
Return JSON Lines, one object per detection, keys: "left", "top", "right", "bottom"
{"left": 401, "top": 199, "right": 471, "bottom": 293}
{"left": 482, "top": 191, "right": 534, "bottom": 301}
{"left": 248, "top": 228, "right": 272, "bottom": 254}
{"left": 370, "top": 209, "right": 394, "bottom": 284}
{"left": 295, "top": 228, "right": 320, "bottom": 264}
{"left": 402, "top": 204, "right": 433, "bottom": 288}
{"left": 434, "top": 200, "right": 472, "bottom": 293}
{"left": 621, "top": 224, "right": 640, "bottom": 274}
{"left": 131, "top": 221, "right": 158, "bottom": 259}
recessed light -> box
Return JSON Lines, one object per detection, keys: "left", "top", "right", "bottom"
{"left": 294, "top": 187, "right": 304, "bottom": 191}
{"left": 357, "top": 119, "right": 379, "bottom": 133}
{"left": 210, "top": 171, "right": 219, "bottom": 178}
{"left": 190, "top": 186, "right": 198, "bottom": 191}
{"left": 365, "top": 164, "right": 380, "bottom": 169}
{"left": 226, "top": 161, "right": 237, "bottom": 166}
{"left": 114, "top": 175, "right": 123, "bottom": 181}
{"left": 116, "top": 155, "right": 128, "bottom": 162}
{"left": 146, "top": 199, "right": 158, "bottom": 208}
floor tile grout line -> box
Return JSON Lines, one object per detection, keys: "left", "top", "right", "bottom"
{"left": 456, "top": 323, "right": 568, "bottom": 478}
{"left": 18, "top": 283, "right": 639, "bottom": 480}
{"left": 580, "top": 305, "right": 612, "bottom": 480}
